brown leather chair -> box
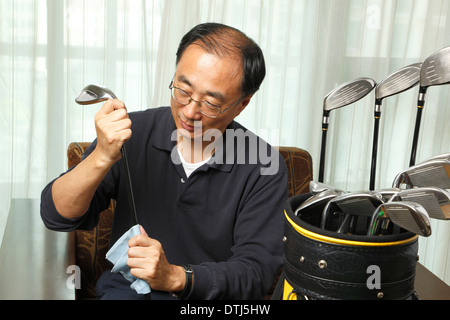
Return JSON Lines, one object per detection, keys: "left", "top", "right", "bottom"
{"left": 67, "top": 142, "right": 313, "bottom": 299}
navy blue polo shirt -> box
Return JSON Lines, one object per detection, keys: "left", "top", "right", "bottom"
{"left": 41, "top": 107, "right": 288, "bottom": 299}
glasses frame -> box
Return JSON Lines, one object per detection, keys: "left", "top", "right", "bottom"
{"left": 169, "top": 81, "right": 246, "bottom": 119}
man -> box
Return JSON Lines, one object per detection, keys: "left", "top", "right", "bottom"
{"left": 41, "top": 23, "right": 288, "bottom": 300}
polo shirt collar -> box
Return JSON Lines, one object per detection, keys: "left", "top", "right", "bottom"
{"left": 152, "top": 112, "right": 236, "bottom": 173}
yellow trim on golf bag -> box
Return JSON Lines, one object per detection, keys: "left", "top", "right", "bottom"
{"left": 282, "top": 280, "right": 297, "bottom": 300}
{"left": 285, "top": 211, "right": 418, "bottom": 247}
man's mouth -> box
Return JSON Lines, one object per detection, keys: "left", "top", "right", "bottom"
{"left": 180, "top": 119, "right": 195, "bottom": 132}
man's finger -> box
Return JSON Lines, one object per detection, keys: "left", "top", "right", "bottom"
{"left": 97, "top": 99, "right": 127, "bottom": 116}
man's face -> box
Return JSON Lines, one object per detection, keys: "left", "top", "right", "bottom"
{"left": 170, "top": 43, "right": 251, "bottom": 141}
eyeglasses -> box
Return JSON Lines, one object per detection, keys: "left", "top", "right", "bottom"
{"left": 169, "top": 81, "right": 245, "bottom": 119}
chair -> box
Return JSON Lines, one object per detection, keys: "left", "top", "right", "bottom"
{"left": 67, "top": 142, "right": 313, "bottom": 299}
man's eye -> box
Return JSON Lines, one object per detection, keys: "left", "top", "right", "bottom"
{"left": 177, "top": 88, "right": 190, "bottom": 97}
{"left": 204, "top": 101, "right": 221, "bottom": 110}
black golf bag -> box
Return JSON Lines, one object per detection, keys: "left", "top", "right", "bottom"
{"left": 272, "top": 193, "right": 419, "bottom": 300}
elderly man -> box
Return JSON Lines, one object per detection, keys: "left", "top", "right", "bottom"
{"left": 41, "top": 22, "right": 288, "bottom": 300}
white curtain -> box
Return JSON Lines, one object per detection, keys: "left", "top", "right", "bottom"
{"left": 1, "top": 0, "right": 449, "bottom": 285}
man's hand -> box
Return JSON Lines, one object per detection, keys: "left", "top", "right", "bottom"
{"left": 51, "top": 99, "right": 131, "bottom": 220}
{"left": 93, "top": 99, "right": 132, "bottom": 165}
{"left": 127, "top": 226, "right": 186, "bottom": 292}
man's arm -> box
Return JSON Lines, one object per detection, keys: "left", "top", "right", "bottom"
{"left": 50, "top": 99, "right": 131, "bottom": 220}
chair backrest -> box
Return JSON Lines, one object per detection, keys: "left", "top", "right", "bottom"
{"left": 67, "top": 142, "right": 313, "bottom": 299}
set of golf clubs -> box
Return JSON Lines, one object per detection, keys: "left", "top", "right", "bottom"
{"left": 319, "top": 45, "right": 450, "bottom": 191}
{"left": 296, "top": 152, "right": 450, "bottom": 237}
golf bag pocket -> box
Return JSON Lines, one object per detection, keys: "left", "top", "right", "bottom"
{"left": 273, "top": 193, "right": 419, "bottom": 300}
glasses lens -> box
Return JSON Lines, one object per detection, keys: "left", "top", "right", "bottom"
{"left": 198, "top": 103, "right": 220, "bottom": 118}
{"left": 172, "top": 87, "right": 190, "bottom": 105}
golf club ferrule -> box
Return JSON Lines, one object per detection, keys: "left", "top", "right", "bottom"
{"left": 374, "top": 102, "right": 382, "bottom": 118}
{"left": 418, "top": 86, "right": 428, "bottom": 107}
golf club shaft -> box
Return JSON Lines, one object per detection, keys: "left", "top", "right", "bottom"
{"left": 319, "top": 114, "right": 329, "bottom": 183}
{"left": 121, "top": 146, "right": 138, "bottom": 226}
{"left": 409, "top": 87, "right": 427, "bottom": 167}
{"left": 369, "top": 102, "right": 382, "bottom": 190}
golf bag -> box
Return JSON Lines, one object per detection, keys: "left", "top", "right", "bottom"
{"left": 272, "top": 193, "right": 419, "bottom": 300}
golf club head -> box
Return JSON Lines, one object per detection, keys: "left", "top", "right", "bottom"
{"left": 323, "top": 77, "right": 376, "bottom": 114}
{"left": 390, "top": 187, "right": 450, "bottom": 220}
{"left": 392, "top": 159, "right": 450, "bottom": 189}
{"left": 420, "top": 46, "right": 450, "bottom": 88}
{"left": 369, "top": 201, "right": 431, "bottom": 237}
{"left": 371, "top": 188, "right": 402, "bottom": 202}
{"left": 320, "top": 191, "right": 383, "bottom": 231}
{"left": 309, "top": 181, "right": 346, "bottom": 195}
{"left": 417, "top": 152, "right": 450, "bottom": 164}
{"left": 295, "top": 189, "right": 345, "bottom": 217}
{"left": 75, "top": 84, "right": 117, "bottom": 105}
{"left": 375, "top": 63, "right": 422, "bottom": 101}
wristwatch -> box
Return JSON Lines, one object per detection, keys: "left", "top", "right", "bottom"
{"left": 170, "top": 264, "right": 193, "bottom": 299}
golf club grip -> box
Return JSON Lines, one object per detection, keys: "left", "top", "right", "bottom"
{"left": 409, "top": 105, "right": 423, "bottom": 167}
{"left": 121, "top": 146, "right": 138, "bottom": 226}
{"left": 369, "top": 117, "right": 380, "bottom": 190}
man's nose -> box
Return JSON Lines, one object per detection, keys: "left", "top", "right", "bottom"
{"left": 183, "top": 100, "right": 202, "bottom": 120}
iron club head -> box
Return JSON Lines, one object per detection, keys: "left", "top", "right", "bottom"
{"left": 320, "top": 191, "right": 383, "bottom": 231}
{"left": 390, "top": 187, "right": 450, "bottom": 220}
{"left": 309, "top": 181, "right": 346, "bottom": 195}
{"left": 295, "top": 189, "right": 346, "bottom": 217}
{"left": 368, "top": 201, "right": 432, "bottom": 237}
{"left": 392, "top": 159, "right": 450, "bottom": 189}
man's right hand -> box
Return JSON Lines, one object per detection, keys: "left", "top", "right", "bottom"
{"left": 51, "top": 99, "right": 132, "bottom": 220}
{"left": 94, "top": 99, "right": 132, "bottom": 165}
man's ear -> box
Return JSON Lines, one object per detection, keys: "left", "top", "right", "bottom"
{"left": 235, "top": 94, "right": 253, "bottom": 117}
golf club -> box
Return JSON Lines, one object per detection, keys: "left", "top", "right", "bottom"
{"left": 410, "top": 46, "right": 450, "bottom": 167}
{"left": 320, "top": 191, "right": 383, "bottom": 234}
{"left": 75, "top": 84, "right": 138, "bottom": 226}
{"left": 392, "top": 158, "right": 450, "bottom": 189}
{"left": 309, "top": 181, "right": 346, "bottom": 195}
{"left": 369, "top": 63, "right": 421, "bottom": 190}
{"left": 389, "top": 187, "right": 450, "bottom": 220}
{"left": 417, "top": 152, "right": 450, "bottom": 164}
{"left": 367, "top": 201, "right": 432, "bottom": 237}
{"left": 294, "top": 189, "right": 345, "bottom": 217}
{"left": 371, "top": 187, "right": 402, "bottom": 202}
{"left": 318, "top": 77, "right": 376, "bottom": 182}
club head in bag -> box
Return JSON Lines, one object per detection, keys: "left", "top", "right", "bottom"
{"left": 309, "top": 181, "right": 346, "bottom": 195}
{"left": 318, "top": 77, "right": 376, "bottom": 182}
{"left": 417, "top": 152, "right": 450, "bottom": 164}
{"left": 295, "top": 189, "right": 345, "bottom": 217}
{"left": 371, "top": 188, "right": 402, "bottom": 202}
{"left": 368, "top": 201, "right": 431, "bottom": 237}
{"left": 392, "top": 159, "right": 450, "bottom": 189}
{"left": 410, "top": 46, "right": 450, "bottom": 166}
{"left": 75, "top": 84, "right": 118, "bottom": 105}
{"left": 390, "top": 187, "right": 450, "bottom": 220}
{"left": 320, "top": 191, "right": 383, "bottom": 233}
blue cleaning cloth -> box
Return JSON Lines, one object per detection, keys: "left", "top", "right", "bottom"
{"left": 105, "top": 224, "right": 151, "bottom": 295}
